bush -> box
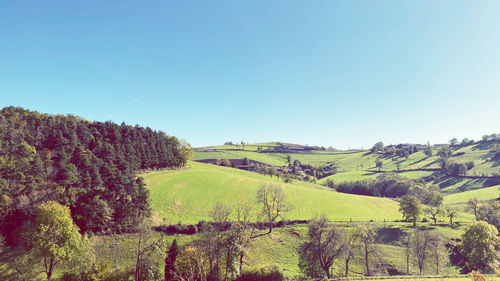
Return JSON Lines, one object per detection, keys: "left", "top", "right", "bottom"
{"left": 470, "top": 271, "right": 487, "bottom": 281}
{"left": 234, "top": 265, "right": 284, "bottom": 281}
{"left": 466, "top": 160, "right": 475, "bottom": 170}
{"left": 61, "top": 262, "right": 113, "bottom": 281}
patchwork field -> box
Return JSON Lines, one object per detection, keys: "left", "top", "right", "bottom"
{"left": 195, "top": 142, "right": 500, "bottom": 194}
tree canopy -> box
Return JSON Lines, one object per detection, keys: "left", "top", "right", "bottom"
{"left": 31, "top": 201, "right": 84, "bottom": 280}
{"left": 399, "top": 195, "right": 422, "bottom": 226}
{"left": 0, "top": 106, "right": 192, "bottom": 241}
{"left": 460, "top": 221, "right": 499, "bottom": 273}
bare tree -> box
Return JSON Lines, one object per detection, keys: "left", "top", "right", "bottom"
{"left": 256, "top": 184, "right": 289, "bottom": 234}
{"left": 426, "top": 206, "right": 442, "bottom": 226}
{"left": 135, "top": 219, "right": 166, "bottom": 281}
{"left": 306, "top": 215, "right": 344, "bottom": 279}
{"left": 445, "top": 206, "right": 457, "bottom": 225}
{"left": 357, "top": 223, "right": 378, "bottom": 276}
{"left": 207, "top": 202, "right": 231, "bottom": 281}
{"left": 234, "top": 195, "right": 257, "bottom": 274}
{"left": 404, "top": 233, "right": 411, "bottom": 274}
{"left": 428, "top": 231, "right": 447, "bottom": 275}
{"left": 175, "top": 243, "right": 209, "bottom": 281}
{"left": 467, "top": 198, "right": 480, "bottom": 221}
{"left": 341, "top": 228, "right": 358, "bottom": 276}
{"left": 412, "top": 229, "right": 431, "bottom": 275}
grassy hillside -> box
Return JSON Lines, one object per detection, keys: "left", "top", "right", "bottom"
{"left": 194, "top": 142, "right": 500, "bottom": 194}
{"left": 144, "top": 161, "right": 401, "bottom": 224}
{"left": 444, "top": 185, "right": 500, "bottom": 205}
{"left": 89, "top": 223, "right": 469, "bottom": 278}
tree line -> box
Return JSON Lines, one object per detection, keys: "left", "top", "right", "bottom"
{"left": 0, "top": 106, "right": 193, "bottom": 245}
{"left": 3, "top": 183, "right": 499, "bottom": 280}
{"left": 325, "top": 174, "right": 443, "bottom": 205}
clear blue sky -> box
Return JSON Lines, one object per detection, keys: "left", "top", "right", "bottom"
{"left": 1, "top": 1, "right": 499, "bottom": 149}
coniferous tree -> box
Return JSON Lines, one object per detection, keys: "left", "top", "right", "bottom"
{"left": 0, "top": 106, "right": 192, "bottom": 241}
{"left": 165, "top": 239, "right": 179, "bottom": 281}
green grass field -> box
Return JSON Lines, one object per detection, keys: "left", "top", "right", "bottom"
{"left": 356, "top": 276, "right": 500, "bottom": 281}
{"left": 194, "top": 142, "right": 500, "bottom": 195}
{"left": 444, "top": 185, "right": 500, "bottom": 205}
{"left": 144, "top": 161, "right": 402, "bottom": 224}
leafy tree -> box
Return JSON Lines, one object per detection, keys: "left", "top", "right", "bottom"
{"left": 424, "top": 143, "right": 433, "bottom": 157}
{"left": 256, "top": 185, "right": 289, "bottom": 234}
{"left": 446, "top": 206, "right": 458, "bottom": 225}
{"left": 477, "top": 199, "right": 500, "bottom": 232}
{"left": 426, "top": 206, "right": 443, "bottom": 226}
{"left": 31, "top": 201, "right": 84, "bottom": 281}
{"left": 242, "top": 157, "right": 249, "bottom": 165}
{"left": 0, "top": 107, "right": 192, "bottom": 239}
{"left": 437, "top": 147, "right": 453, "bottom": 158}
{"left": 375, "top": 159, "right": 383, "bottom": 171}
{"left": 460, "top": 221, "right": 499, "bottom": 272}
{"left": 451, "top": 163, "right": 468, "bottom": 176}
{"left": 371, "top": 142, "right": 384, "bottom": 153}
{"left": 438, "top": 156, "right": 450, "bottom": 172}
{"left": 399, "top": 195, "right": 421, "bottom": 226}
{"left": 298, "top": 242, "right": 323, "bottom": 279}
{"left": 449, "top": 138, "right": 458, "bottom": 146}
{"left": 402, "top": 149, "right": 410, "bottom": 159}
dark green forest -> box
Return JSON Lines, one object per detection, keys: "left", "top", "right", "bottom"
{"left": 0, "top": 106, "right": 192, "bottom": 244}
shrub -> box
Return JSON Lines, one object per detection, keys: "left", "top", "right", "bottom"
{"left": 61, "top": 262, "right": 113, "bottom": 281}
{"left": 234, "top": 265, "right": 284, "bottom": 281}
{"left": 466, "top": 160, "right": 475, "bottom": 170}
{"left": 470, "top": 271, "right": 487, "bottom": 281}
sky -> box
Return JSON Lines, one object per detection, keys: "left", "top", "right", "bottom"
{"left": 1, "top": 1, "right": 499, "bottom": 149}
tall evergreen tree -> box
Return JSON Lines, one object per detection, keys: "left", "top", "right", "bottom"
{"left": 165, "top": 239, "right": 179, "bottom": 281}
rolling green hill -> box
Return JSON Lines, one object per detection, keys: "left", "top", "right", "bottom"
{"left": 444, "top": 184, "right": 500, "bottom": 205}
{"left": 195, "top": 142, "right": 500, "bottom": 194}
{"left": 144, "top": 161, "right": 402, "bottom": 224}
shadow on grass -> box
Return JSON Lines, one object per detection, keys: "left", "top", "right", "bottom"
{"left": 491, "top": 153, "right": 500, "bottom": 168}
{"left": 376, "top": 227, "right": 404, "bottom": 244}
{"left": 422, "top": 159, "right": 440, "bottom": 168}
{"left": 472, "top": 142, "right": 493, "bottom": 151}
{"left": 485, "top": 177, "right": 500, "bottom": 186}
{"left": 433, "top": 175, "right": 464, "bottom": 189}
{"left": 408, "top": 156, "right": 430, "bottom": 167}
